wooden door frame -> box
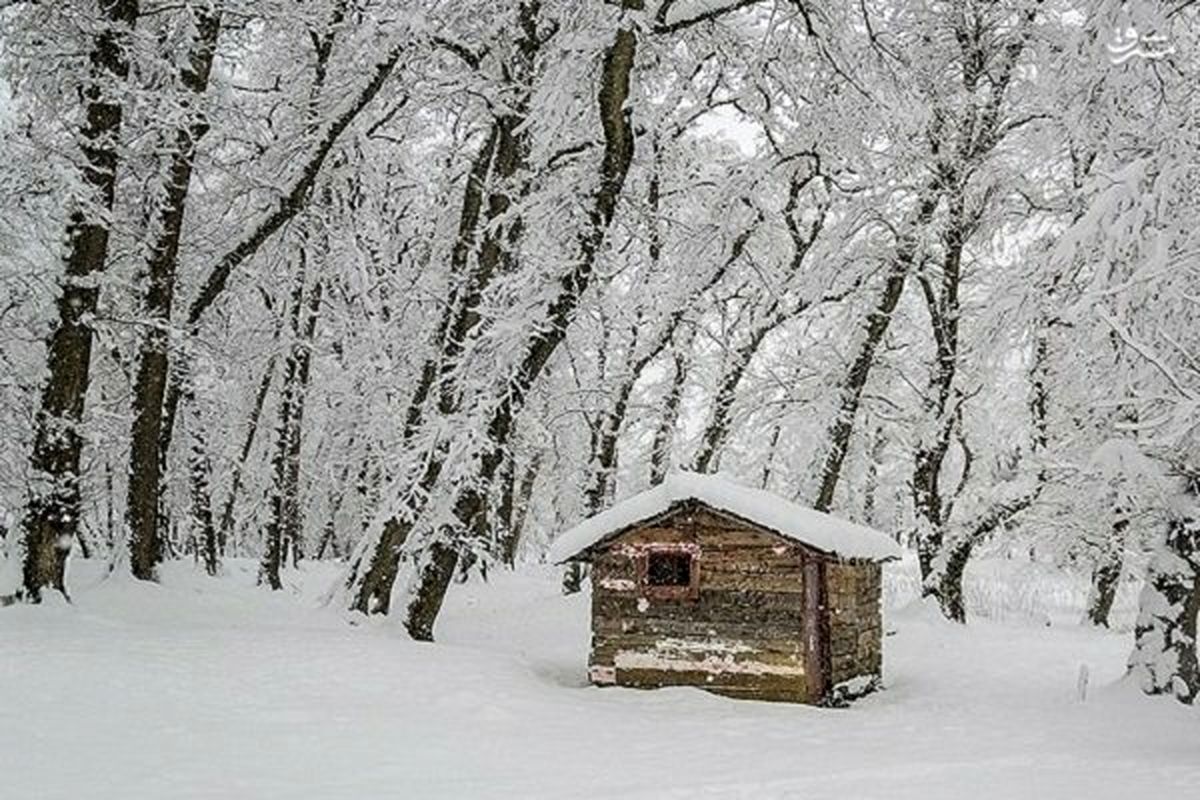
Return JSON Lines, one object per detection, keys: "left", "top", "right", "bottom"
{"left": 803, "top": 556, "right": 831, "bottom": 702}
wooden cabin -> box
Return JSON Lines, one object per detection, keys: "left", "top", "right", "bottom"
{"left": 550, "top": 473, "right": 901, "bottom": 704}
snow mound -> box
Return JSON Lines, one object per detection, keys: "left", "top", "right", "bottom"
{"left": 549, "top": 472, "right": 902, "bottom": 563}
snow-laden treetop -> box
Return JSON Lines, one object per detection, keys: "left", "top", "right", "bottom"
{"left": 550, "top": 472, "right": 903, "bottom": 563}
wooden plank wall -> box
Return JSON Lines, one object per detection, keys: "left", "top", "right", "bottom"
{"left": 588, "top": 506, "right": 815, "bottom": 702}
{"left": 827, "top": 561, "right": 883, "bottom": 688}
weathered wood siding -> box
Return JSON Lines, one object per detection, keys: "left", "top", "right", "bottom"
{"left": 827, "top": 561, "right": 883, "bottom": 688}
{"left": 587, "top": 504, "right": 817, "bottom": 702}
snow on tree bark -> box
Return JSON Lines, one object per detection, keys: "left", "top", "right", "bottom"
{"left": 1128, "top": 503, "right": 1200, "bottom": 704}
{"left": 18, "top": 0, "right": 138, "bottom": 601}
{"left": 126, "top": 6, "right": 221, "bottom": 583}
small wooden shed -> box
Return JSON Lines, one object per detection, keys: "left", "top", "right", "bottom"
{"left": 550, "top": 473, "right": 901, "bottom": 704}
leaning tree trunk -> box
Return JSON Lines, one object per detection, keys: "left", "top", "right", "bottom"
{"left": 18, "top": 0, "right": 138, "bottom": 602}
{"left": 337, "top": 127, "right": 502, "bottom": 612}
{"left": 811, "top": 189, "right": 938, "bottom": 512}
{"left": 153, "top": 38, "right": 407, "bottom": 529}
{"left": 1127, "top": 501, "right": 1200, "bottom": 704}
{"left": 126, "top": 7, "right": 221, "bottom": 582}
{"left": 400, "top": 12, "right": 642, "bottom": 640}
{"left": 565, "top": 202, "right": 759, "bottom": 591}
{"left": 343, "top": 6, "right": 546, "bottom": 616}
{"left": 930, "top": 491, "right": 1038, "bottom": 623}
{"left": 693, "top": 165, "right": 827, "bottom": 474}
{"left": 934, "top": 539, "right": 974, "bottom": 624}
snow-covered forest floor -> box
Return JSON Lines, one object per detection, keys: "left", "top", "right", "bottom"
{"left": 4, "top": 558, "right": 1197, "bottom": 799}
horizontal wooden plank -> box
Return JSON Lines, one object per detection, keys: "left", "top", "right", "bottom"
{"left": 592, "top": 618, "right": 804, "bottom": 644}
{"left": 606, "top": 665, "right": 808, "bottom": 695}
{"left": 700, "top": 570, "right": 804, "bottom": 593}
{"left": 594, "top": 589, "right": 805, "bottom": 626}
{"left": 592, "top": 634, "right": 804, "bottom": 659}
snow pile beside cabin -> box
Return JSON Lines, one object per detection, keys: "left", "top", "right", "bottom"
{"left": 550, "top": 472, "right": 901, "bottom": 562}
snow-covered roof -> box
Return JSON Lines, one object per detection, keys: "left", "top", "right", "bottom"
{"left": 549, "top": 472, "right": 903, "bottom": 563}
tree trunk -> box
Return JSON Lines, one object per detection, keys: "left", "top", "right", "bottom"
{"left": 185, "top": 401, "right": 219, "bottom": 577}
{"left": 911, "top": 185, "right": 967, "bottom": 584}
{"left": 19, "top": 0, "right": 138, "bottom": 602}
{"left": 562, "top": 562, "right": 585, "bottom": 595}
{"left": 216, "top": 337, "right": 280, "bottom": 551}
{"left": 343, "top": 5, "right": 546, "bottom": 614}
{"left": 692, "top": 329, "right": 770, "bottom": 474}
{"left": 812, "top": 190, "right": 939, "bottom": 512}
{"left": 1127, "top": 503, "right": 1200, "bottom": 704}
{"left": 862, "top": 425, "right": 886, "bottom": 529}
{"left": 929, "top": 492, "right": 1038, "bottom": 623}
{"left": 694, "top": 165, "right": 826, "bottom": 474}
{"left": 500, "top": 455, "right": 540, "bottom": 566}
{"left": 398, "top": 9, "right": 642, "bottom": 639}
{"left": 1086, "top": 513, "right": 1128, "bottom": 628}
{"left": 126, "top": 7, "right": 221, "bottom": 582}
{"left": 758, "top": 422, "right": 783, "bottom": 491}
{"left": 651, "top": 330, "right": 692, "bottom": 484}
{"left": 935, "top": 539, "right": 973, "bottom": 623}
{"left": 261, "top": 237, "right": 323, "bottom": 590}
{"left": 154, "top": 36, "right": 407, "bottom": 509}
{"left": 280, "top": 277, "right": 323, "bottom": 567}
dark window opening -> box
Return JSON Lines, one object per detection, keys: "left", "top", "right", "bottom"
{"left": 647, "top": 551, "right": 692, "bottom": 587}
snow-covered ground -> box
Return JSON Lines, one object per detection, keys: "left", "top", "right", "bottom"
{"left": 3, "top": 557, "right": 1198, "bottom": 799}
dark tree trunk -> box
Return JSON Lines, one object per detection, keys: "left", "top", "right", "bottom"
{"left": 1086, "top": 513, "right": 1128, "bottom": 628}
{"left": 185, "top": 401, "right": 219, "bottom": 577}
{"left": 154, "top": 37, "right": 407, "bottom": 501}
{"left": 936, "top": 540, "right": 973, "bottom": 623}
{"left": 404, "top": 540, "right": 460, "bottom": 640}
{"left": 812, "top": 190, "right": 938, "bottom": 513}
{"left": 261, "top": 239, "right": 323, "bottom": 590}
{"left": 398, "top": 9, "right": 642, "bottom": 639}
{"left": 759, "top": 422, "right": 783, "bottom": 490}
{"left": 929, "top": 492, "right": 1038, "bottom": 623}
{"left": 280, "top": 277, "right": 323, "bottom": 565}
{"left": 562, "top": 562, "right": 585, "bottom": 595}
{"left": 126, "top": 7, "right": 221, "bottom": 582}
{"left": 19, "top": 0, "right": 138, "bottom": 602}
{"left": 500, "top": 455, "right": 540, "bottom": 567}
{"left": 911, "top": 185, "right": 967, "bottom": 584}
{"left": 345, "top": 4, "right": 544, "bottom": 614}
{"left": 1128, "top": 504, "right": 1200, "bottom": 704}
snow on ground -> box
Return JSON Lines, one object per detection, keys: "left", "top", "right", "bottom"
{"left": 2, "top": 557, "right": 1198, "bottom": 799}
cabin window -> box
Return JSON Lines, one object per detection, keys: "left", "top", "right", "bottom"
{"left": 647, "top": 551, "right": 691, "bottom": 587}
{"left": 640, "top": 546, "right": 699, "bottom": 599}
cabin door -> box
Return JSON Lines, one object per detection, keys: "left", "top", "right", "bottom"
{"left": 803, "top": 558, "right": 828, "bottom": 701}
